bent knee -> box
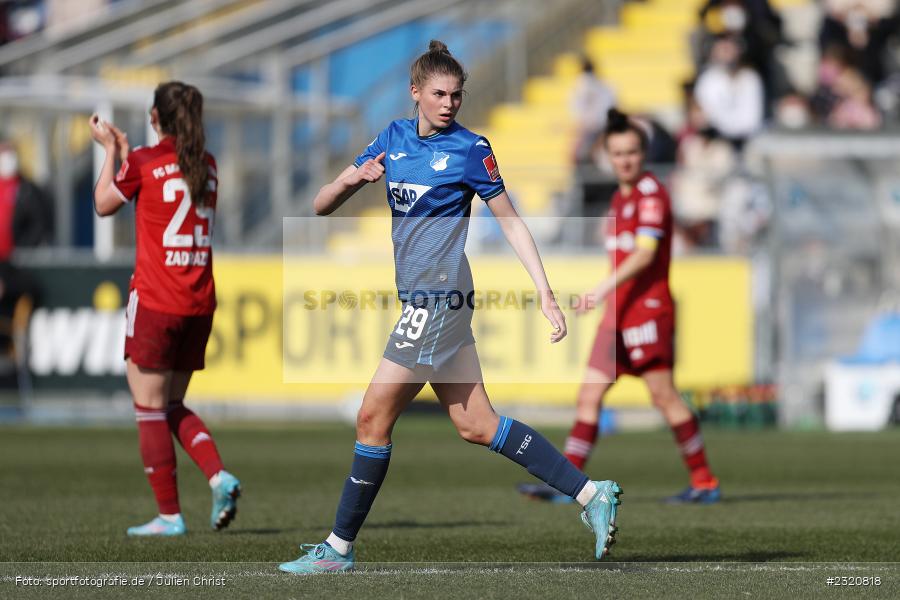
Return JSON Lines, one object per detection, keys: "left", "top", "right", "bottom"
{"left": 356, "top": 409, "right": 391, "bottom": 442}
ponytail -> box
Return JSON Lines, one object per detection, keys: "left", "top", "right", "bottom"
{"left": 603, "top": 107, "right": 648, "bottom": 150}
{"left": 153, "top": 81, "right": 208, "bottom": 206}
{"left": 410, "top": 39, "right": 467, "bottom": 89}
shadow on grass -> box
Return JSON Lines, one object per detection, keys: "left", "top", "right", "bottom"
{"left": 224, "top": 528, "right": 294, "bottom": 535}
{"left": 366, "top": 520, "right": 511, "bottom": 530}
{"left": 620, "top": 550, "right": 803, "bottom": 563}
{"left": 621, "top": 491, "right": 862, "bottom": 505}
{"left": 720, "top": 492, "right": 864, "bottom": 504}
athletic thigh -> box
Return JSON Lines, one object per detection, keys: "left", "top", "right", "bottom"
{"left": 126, "top": 358, "right": 173, "bottom": 410}
{"left": 431, "top": 345, "right": 498, "bottom": 444}
{"left": 357, "top": 357, "right": 428, "bottom": 444}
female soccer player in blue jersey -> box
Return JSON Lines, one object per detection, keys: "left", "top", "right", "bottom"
{"left": 278, "top": 41, "right": 622, "bottom": 573}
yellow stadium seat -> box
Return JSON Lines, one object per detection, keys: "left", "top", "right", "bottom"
{"left": 586, "top": 29, "right": 688, "bottom": 55}
{"left": 523, "top": 77, "right": 576, "bottom": 107}
{"left": 621, "top": 5, "right": 698, "bottom": 30}
{"left": 553, "top": 53, "right": 584, "bottom": 80}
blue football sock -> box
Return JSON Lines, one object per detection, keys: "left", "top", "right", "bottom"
{"left": 489, "top": 416, "right": 589, "bottom": 498}
{"left": 331, "top": 441, "right": 392, "bottom": 542}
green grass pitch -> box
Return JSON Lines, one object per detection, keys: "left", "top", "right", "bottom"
{"left": 1, "top": 417, "right": 899, "bottom": 599}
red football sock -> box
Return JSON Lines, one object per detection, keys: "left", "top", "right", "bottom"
{"left": 563, "top": 420, "right": 598, "bottom": 471}
{"left": 671, "top": 415, "right": 716, "bottom": 487}
{"left": 167, "top": 399, "right": 224, "bottom": 480}
{"left": 134, "top": 404, "right": 180, "bottom": 514}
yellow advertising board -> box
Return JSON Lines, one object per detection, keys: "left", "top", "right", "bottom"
{"left": 191, "top": 255, "right": 751, "bottom": 407}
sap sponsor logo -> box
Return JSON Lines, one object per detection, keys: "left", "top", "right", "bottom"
{"left": 622, "top": 320, "right": 658, "bottom": 349}
{"left": 430, "top": 151, "right": 450, "bottom": 171}
{"left": 516, "top": 433, "right": 533, "bottom": 455}
{"left": 389, "top": 182, "right": 432, "bottom": 213}
{"left": 29, "top": 308, "right": 127, "bottom": 376}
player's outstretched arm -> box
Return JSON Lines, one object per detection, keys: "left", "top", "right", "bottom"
{"left": 313, "top": 151, "right": 385, "bottom": 215}
{"left": 487, "top": 191, "right": 566, "bottom": 343}
{"left": 89, "top": 114, "right": 128, "bottom": 216}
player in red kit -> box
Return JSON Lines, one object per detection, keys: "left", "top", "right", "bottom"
{"left": 520, "top": 109, "right": 720, "bottom": 503}
{"left": 90, "top": 81, "right": 241, "bottom": 536}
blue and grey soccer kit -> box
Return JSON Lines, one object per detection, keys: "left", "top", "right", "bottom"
{"left": 354, "top": 118, "right": 505, "bottom": 371}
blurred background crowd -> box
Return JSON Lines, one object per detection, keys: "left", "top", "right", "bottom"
{"left": 0, "top": 0, "right": 897, "bottom": 255}
{"left": 0, "top": 0, "right": 898, "bottom": 429}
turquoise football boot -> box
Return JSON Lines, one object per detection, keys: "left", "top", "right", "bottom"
{"left": 210, "top": 471, "right": 242, "bottom": 530}
{"left": 278, "top": 543, "right": 355, "bottom": 574}
{"left": 580, "top": 480, "right": 623, "bottom": 560}
{"left": 126, "top": 515, "right": 186, "bottom": 537}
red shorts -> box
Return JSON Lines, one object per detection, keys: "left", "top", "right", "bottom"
{"left": 587, "top": 310, "right": 675, "bottom": 378}
{"left": 124, "top": 292, "right": 213, "bottom": 371}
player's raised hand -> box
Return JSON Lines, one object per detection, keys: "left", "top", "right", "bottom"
{"left": 352, "top": 151, "right": 386, "bottom": 184}
{"left": 540, "top": 290, "right": 567, "bottom": 343}
{"left": 89, "top": 114, "right": 116, "bottom": 149}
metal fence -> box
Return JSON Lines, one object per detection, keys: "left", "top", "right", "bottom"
{"left": 748, "top": 130, "right": 900, "bottom": 427}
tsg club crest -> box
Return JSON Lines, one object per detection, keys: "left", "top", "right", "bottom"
{"left": 430, "top": 151, "right": 450, "bottom": 171}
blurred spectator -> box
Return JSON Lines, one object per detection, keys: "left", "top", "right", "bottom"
{"left": 829, "top": 65, "right": 882, "bottom": 129}
{"left": 1, "top": 1, "right": 44, "bottom": 44}
{"left": 697, "top": 0, "right": 786, "bottom": 106}
{"left": 0, "top": 141, "right": 54, "bottom": 258}
{"left": 774, "top": 92, "right": 813, "bottom": 129}
{"left": 673, "top": 91, "right": 737, "bottom": 248}
{"left": 570, "top": 56, "right": 616, "bottom": 166}
{"left": 694, "top": 36, "right": 764, "bottom": 149}
{"left": 0, "top": 141, "right": 44, "bottom": 378}
{"left": 811, "top": 45, "right": 882, "bottom": 129}
{"left": 633, "top": 116, "right": 677, "bottom": 164}
{"left": 820, "top": 0, "right": 900, "bottom": 86}
{"left": 810, "top": 44, "right": 850, "bottom": 118}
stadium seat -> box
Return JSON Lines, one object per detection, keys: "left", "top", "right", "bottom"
{"left": 477, "top": 0, "right": 702, "bottom": 215}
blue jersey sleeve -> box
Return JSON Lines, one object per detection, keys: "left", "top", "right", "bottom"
{"left": 353, "top": 125, "right": 390, "bottom": 167}
{"left": 464, "top": 137, "right": 505, "bottom": 201}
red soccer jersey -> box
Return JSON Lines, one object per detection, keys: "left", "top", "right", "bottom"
{"left": 113, "top": 137, "right": 217, "bottom": 316}
{"left": 603, "top": 171, "right": 674, "bottom": 328}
